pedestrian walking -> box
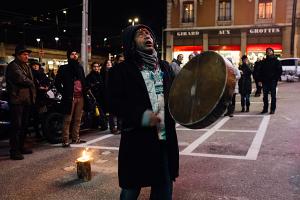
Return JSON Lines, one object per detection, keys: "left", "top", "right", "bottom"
{"left": 258, "top": 48, "right": 282, "bottom": 114}
{"left": 238, "top": 55, "right": 252, "bottom": 112}
{"left": 54, "top": 48, "right": 87, "bottom": 147}
{"left": 5, "top": 44, "right": 36, "bottom": 160}
{"left": 108, "top": 24, "right": 179, "bottom": 200}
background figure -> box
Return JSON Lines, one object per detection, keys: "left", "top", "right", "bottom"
{"left": 114, "top": 53, "right": 125, "bottom": 64}
{"left": 170, "top": 54, "right": 183, "bottom": 75}
{"left": 85, "top": 62, "right": 107, "bottom": 131}
{"left": 253, "top": 58, "right": 262, "bottom": 97}
{"left": 238, "top": 55, "right": 252, "bottom": 112}
{"left": 224, "top": 58, "right": 241, "bottom": 117}
{"left": 100, "top": 59, "right": 120, "bottom": 134}
{"left": 30, "top": 60, "right": 50, "bottom": 139}
{"left": 108, "top": 24, "right": 179, "bottom": 200}
{"left": 54, "top": 48, "right": 87, "bottom": 147}
{"left": 5, "top": 45, "right": 36, "bottom": 160}
{"left": 188, "top": 53, "right": 196, "bottom": 61}
{"left": 258, "top": 48, "right": 282, "bottom": 114}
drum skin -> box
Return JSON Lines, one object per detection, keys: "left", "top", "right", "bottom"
{"left": 168, "top": 51, "right": 236, "bottom": 129}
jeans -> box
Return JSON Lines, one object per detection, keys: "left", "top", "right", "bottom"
{"left": 120, "top": 143, "right": 173, "bottom": 200}
{"left": 240, "top": 93, "right": 250, "bottom": 108}
{"left": 262, "top": 80, "right": 277, "bottom": 111}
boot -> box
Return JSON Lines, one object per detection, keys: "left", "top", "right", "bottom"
{"left": 241, "top": 107, "right": 245, "bottom": 112}
{"left": 246, "top": 107, "right": 249, "bottom": 112}
{"left": 10, "top": 150, "right": 24, "bottom": 160}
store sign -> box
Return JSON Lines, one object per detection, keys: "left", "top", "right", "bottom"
{"left": 218, "top": 29, "right": 231, "bottom": 35}
{"left": 249, "top": 27, "right": 281, "bottom": 34}
{"left": 176, "top": 31, "right": 200, "bottom": 37}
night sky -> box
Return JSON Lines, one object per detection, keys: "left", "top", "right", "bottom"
{"left": 0, "top": 0, "right": 166, "bottom": 54}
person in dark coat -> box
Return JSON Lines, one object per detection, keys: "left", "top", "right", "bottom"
{"left": 238, "top": 55, "right": 252, "bottom": 112}
{"left": 100, "top": 59, "right": 120, "bottom": 134}
{"left": 5, "top": 44, "right": 36, "bottom": 160}
{"left": 253, "top": 58, "right": 262, "bottom": 97}
{"left": 54, "top": 48, "right": 87, "bottom": 147}
{"left": 108, "top": 24, "right": 179, "bottom": 200}
{"left": 30, "top": 60, "right": 50, "bottom": 139}
{"left": 258, "top": 48, "right": 282, "bottom": 114}
{"left": 85, "top": 61, "right": 107, "bottom": 130}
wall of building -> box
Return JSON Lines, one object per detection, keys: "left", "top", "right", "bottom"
{"left": 234, "top": 0, "right": 255, "bottom": 25}
{"left": 197, "top": 0, "right": 215, "bottom": 27}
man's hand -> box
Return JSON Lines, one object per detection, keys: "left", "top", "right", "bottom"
{"left": 149, "top": 112, "right": 161, "bottom": 126}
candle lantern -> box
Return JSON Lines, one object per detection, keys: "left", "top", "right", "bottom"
{"left": 76, "top": 148, "right": 92, "bottom": 181}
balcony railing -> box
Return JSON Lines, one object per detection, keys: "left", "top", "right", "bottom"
{"left": 218, "top": 16, "right": 231, "bottom": 21}
{"left": 182, "top": 17, "right": 194, "bottom": 23}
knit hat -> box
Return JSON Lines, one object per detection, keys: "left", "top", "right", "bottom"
{"left": 13, "top": 44, "right": 32, "bottom": 56}
{"left": 66, "top": 48, "right": 79, "bottom": 59}
{"left": 266, "top": 47, "right": 274, "bottom": 54}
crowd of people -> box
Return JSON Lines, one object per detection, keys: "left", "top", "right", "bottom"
{"left": 5, "top": 44, "right": 125, "bottom": 158}
{"left": 224, "top": 47, "right": 282, "bottom": 118}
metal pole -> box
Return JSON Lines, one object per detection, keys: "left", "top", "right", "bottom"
{"left": 81, "top": 0, "right": 88, "bottom": 74}
{"left": 290, "top": 0, "right": 297, "bottom": 57}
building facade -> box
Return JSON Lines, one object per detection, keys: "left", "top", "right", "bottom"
{"left": 164, "top": 0, "right": 300, "bottom": 66}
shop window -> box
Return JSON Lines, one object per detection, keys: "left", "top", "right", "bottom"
{"left": 182, "top": 1, "right": 194, "bottom": 23}
{"left": 218, "top": 0, "right": 231, "bottom": 21}
{"left": 258, "top": 0, "right": 272, "bottom": 19}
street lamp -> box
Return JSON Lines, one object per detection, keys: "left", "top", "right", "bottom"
{"left": 128, "top": 17, "right": 139, "bottom": 26}
{"left": 54, "top": 37, "right": 59, "bottom": 48}
{"left": 36, "top": 38, "right": 41, "bottom": 48}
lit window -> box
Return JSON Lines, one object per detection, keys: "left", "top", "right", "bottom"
{"left": 258, "top": 0, "right": 272, "bottom": 19}
{"left": 182, "top": 1, "right": 194, "bottom": 23}
{"left": 218, "top": 0, "right": 231, "bottom": 21}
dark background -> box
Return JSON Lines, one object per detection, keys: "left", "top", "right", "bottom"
{"left": 0, "top": 0, "right": 166, "bottom": 55}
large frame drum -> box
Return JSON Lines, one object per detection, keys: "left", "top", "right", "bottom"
{"left": 168, "top": 51, "right": 236, "bottom": 129}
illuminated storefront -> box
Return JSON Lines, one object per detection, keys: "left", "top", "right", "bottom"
{"left": 167, "top": 26, "right": 286, "bottom": 66}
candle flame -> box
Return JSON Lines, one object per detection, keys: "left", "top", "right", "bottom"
{"left": 77, "top": 148, "right": 91, "bottom": 162}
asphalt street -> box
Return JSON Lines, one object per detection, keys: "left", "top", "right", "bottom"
{"left": 0, "top": 81, "right": 300, "bottom": 200}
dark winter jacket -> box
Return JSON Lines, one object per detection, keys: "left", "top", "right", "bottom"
{"left": 258, "top": 56, "right": 282, "bottom": 83}
{"left": 5, "top": 59, "right": 36, "bottom": 105}
{"left": 238, "top": 63, "right": 252, "bottom": 95}
{"left": 252, "top": 60, "right": 262, "bottom": 80}
{"left": 86, "top": 70, "right": 105, "bottom": 106}
{"left": 32, "top": 69, "right": 50, "bottom": 104}
{"left": 54, "top": 60, "right": 87, "bottom": 114}
{"left": 108, "top": 24, "right": 179, "bottom": 188}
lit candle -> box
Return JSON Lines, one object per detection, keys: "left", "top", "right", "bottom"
{"left": 76, "top": 148, "right": 92, "bottom": 181}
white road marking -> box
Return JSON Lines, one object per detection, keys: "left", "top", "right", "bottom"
{"left": 281, "top": 115, "right": 292, "bottom": 121}
{"left": 68, "top": 114, "right": 270, "bottom": 160}
{"left": 71, "top": 134, "right": 114, "bottom": 148}
{"left": 101, "top": 151, "right": 111, "bottom": 155}
{"left": 180, "top": 117, "right": 230, "bottom": 154}
{"left": 72, "top": 145, "right": 119, "bottom": 150}
{"left": 246, "top": 115, "right": 270, "bottom": 160}
{"left": 180, "top": 152, "right": 250, "bottom": 160}
{"left": 176, "top": 128, "right": 209, "bottom": 131}
{"left": 218, "top": 129, "right": 257, "bottom": 133}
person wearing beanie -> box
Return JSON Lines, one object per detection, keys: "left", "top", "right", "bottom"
{"left": 5, "top": 44, "right": 36, "bottom": 160}
{"left": 108, "top": 24, "right": 179, "bottom": 199}
{"left": 54, "top": 49, "right": 87, "bottom": 147}
{"left": 258, "top": 47, "right": 282, "bottom": 114}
